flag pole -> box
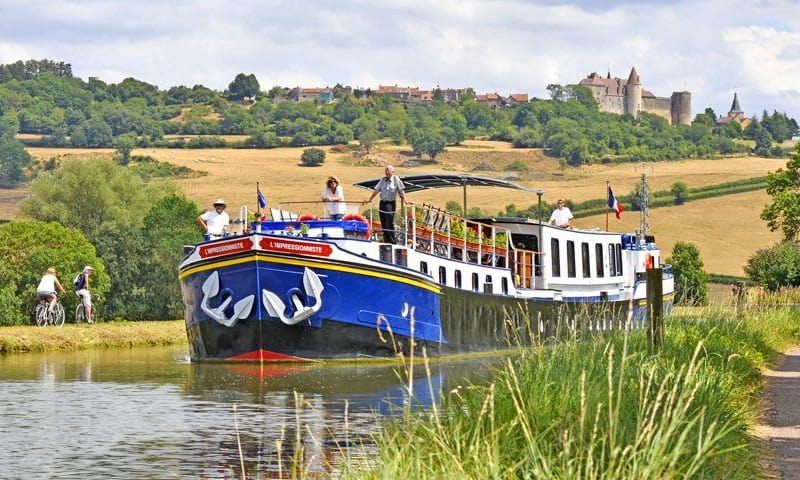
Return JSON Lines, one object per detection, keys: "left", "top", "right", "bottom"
{"left": 605, "top": 180, "right": 609, "bottom": 232}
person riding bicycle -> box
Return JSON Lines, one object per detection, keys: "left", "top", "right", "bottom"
{"left": 36, "top": 267, "right": 66, "bottom": 314}
{"left": 74, "top": 265, "right": 94, "bottom": 323}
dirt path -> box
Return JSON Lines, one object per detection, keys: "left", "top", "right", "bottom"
{"left": 756, "top": 347, "right": 800, "bottom": 479}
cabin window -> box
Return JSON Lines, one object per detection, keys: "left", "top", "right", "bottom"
{"left": 420, "top": 261, "right": 428, "bottom": 274}
{"left": 472, "top": 272, "right": 479, "bottom": 292}
{"left": 581, "top": 242, "right": 591, "bottom": 278}
{"left": 439, "top": 266, "right": 447, "bottom": 285}
{"left": 454, "top": 270, "right": 462, "bottom": 288}
{"left": 608, "top": 244, "right": 617, "bottom": 276}
{"left": 566, "top": 241, "right": 576, "bottom": 278}
{"left": 595, "top": 244, "right": 604, "bottom": 277}
{"left": 533, "top": 235, "right": 541, "bottom": 276}
{"left": 551, "top": 239, "right": 561, "bottom": 277}
{"left": 484, "top": 274, "right": 493, "bottom": 294}
{"left": 615, "top": 244, "right": 623, "bottom": 275}
{"left": 501, "top": 277, "right": 509, "bottom": 294}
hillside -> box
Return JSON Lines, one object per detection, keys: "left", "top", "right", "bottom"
{"left": 15, "top": 141, "right": 788, "bottom": 277}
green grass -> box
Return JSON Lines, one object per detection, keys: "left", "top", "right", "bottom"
{"left": 341, "top": 305, "right": 800, "bottom": 479}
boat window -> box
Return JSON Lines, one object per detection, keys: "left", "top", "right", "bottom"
{"left": 581, "top": 242, "right": 591, "bottom": 278}
{"left": 608, "top": 244, "right": 617, "bottom": 276}
{"left": 567, "top": 241, "right": 576, "bottom": 278}
{"left": 484, "top": 275, "right": 493, "bottom": 294}
{"left": 454, "top": 270, "right": 462, "bottom": 288}
{"left": 616, "top": 244, "right": 623, "bottom": 276}
{"left": 439, "top": 266, "right": 447, "bottom": 285}
{"left": 472, "top": 272, "right": 479, "bottom": 292}
{"left": 551, "top": 238, "right": 561, "bottom": 277}
{"left": 420, "top": 261, "right": 428, "bottom": 274}
{"left": 501, "top": 277, "right": 509, "bottom": 294}
{"left": 595, "top": 243, "right": 604, "bottom": 277}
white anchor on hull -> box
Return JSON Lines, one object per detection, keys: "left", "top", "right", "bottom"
{"left": 262, "top": 267, "right": 325, "bottom": 325}
{"left": 200, "top": 271, "right": 255, "bottom": 327}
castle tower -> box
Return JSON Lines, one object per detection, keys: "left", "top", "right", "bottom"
{"left": 624, "top": 67, "right": 642, "bottom": 117}
{"left": 670, "top": 91, "right": 692, "bottom": 125}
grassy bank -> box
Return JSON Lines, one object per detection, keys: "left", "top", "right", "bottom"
{"left": 342, "top": 305, "right": 800, "bottom": 479}
{"left": 0, "top": 320, "right": 186, "bottom": 354}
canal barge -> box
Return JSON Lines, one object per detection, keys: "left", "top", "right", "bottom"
{"left": 179, "top": 174, "right": 674, "bottom": 362}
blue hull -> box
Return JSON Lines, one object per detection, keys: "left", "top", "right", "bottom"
{"left": 179, "top": 235, "right": 673, "bottom": 362}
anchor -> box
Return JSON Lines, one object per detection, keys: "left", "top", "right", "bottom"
{"left": 262, "top": 267, "right": 324, "bottom": 325}
{"left": 200, "top": 271, "right": 255, "bottom": 327}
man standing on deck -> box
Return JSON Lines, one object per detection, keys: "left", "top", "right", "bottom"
{"left": 196, "top": 198, "right": 230, "bottom": 239}
{"left": 365, "top": 165, "right": 406, "bottom": 244}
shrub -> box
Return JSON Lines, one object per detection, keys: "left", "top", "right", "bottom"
{"left": 300, "top": 148, "right": 325, "bottom": 166}
{"left": 744, "top": 241, "right": 800, "bottom": 292}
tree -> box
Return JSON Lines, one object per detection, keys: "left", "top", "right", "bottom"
{"left": 666, "top": 241, "right": 709, "bottom": 306}
{"left": 761, "top": 143, "right": 800, "bottom": 241}
{"left": 0, "top": 133, "right": 33, "bottom": 186}
{"left": 670, "top": 181, "right": 689, "bottom": 205}
{"left": 228, "top": 73, "right": 260, "bottom": 101}
{"left": 19, "top": 157, "right": 176, "bottom": 241}
{"left": 745, "top": 241, "right": 800, "bottom": 292}
{"left": 113, "top": 133, "right": 138, "bottom": 165}
{"left": 358, "top": 127, "right": 379, "bottom": 153}
{"left": 300, "top": 148, "right": 325, "bottom": 166}
{"left": 0, "top": 221, "right": 106, "bottom": 325}
{"left": 409, "top": 130, "right": 446, "bottom": 161}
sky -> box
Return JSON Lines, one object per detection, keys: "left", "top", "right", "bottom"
{"left": 1, "top": 0, "right": 799, "bottom": 123}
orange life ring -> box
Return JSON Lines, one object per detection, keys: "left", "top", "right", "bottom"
{"left": 342, "top": 213, "right": 371, "bottom": 238}
{"left": 645, "top": 252, "right": 654, "bottom": 270}
{"left": 297, "top": 214, "right": 318, "bottom": 222}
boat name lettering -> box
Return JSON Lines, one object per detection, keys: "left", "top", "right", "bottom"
{"left": 261, "top": 238, "right": 332, "bottom": 256}
{"left": 199, "top": 238, "right": 254, "bottom": 258}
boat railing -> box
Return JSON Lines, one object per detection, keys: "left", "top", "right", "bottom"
{"left": 399, "top": 202, "right": 514, "bottom": 269}
{"left": 272, "top": 201, "right": 362, "bottom": 221}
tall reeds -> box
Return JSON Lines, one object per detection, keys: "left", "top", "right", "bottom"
{"left": 344, "top": 303, "right": 800, "bottom": 479}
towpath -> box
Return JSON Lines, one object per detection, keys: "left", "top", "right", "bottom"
{"left": 757, "top": 346, "right": 800, "bottom": 479}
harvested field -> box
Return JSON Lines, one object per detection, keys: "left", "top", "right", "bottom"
{"left": 14, "top": 141, "right": 788, "bottom": 277}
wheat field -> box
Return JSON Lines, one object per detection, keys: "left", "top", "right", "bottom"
{"left": 17, "top": 141, "right": 787, "bottom": 277}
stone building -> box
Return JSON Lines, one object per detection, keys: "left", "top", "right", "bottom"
{"left": 578, "top": 67, "right": 692, "bottom": 125}
{"left": 716, "top": 92, "right": 752, "bottom": 129}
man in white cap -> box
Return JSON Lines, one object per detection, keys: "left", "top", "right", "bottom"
{"left": 74, "top": 265, "right": 94, "bottom": 323}
{"left": 196, "top": 198, "right": 230, "bottom": 239}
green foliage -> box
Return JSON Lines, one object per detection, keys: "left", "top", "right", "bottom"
{"left": 761, "top": 143, "right": 800, "bottom": 241}
{"left": 0, "top": 130, "right": 33, "bottom": 186}
{"left": 667, "top": 241, "right": 710, "bottom": 306}
{"left": 227, "top": 73, "right": 260, "bottom": 100}
{"left": 670, "top": 181, "right": 689, "bottom": 205}
{"left": 300, "top": 147, "right": 325, "bottom": 166}
{"left": 96, "top": 195, "right": 199, "bottom": 319}
{"left": 0, "top": 221, "right": 106, "bottom": 325}
{"left": 355, "top": 308, "right": 786, "bottom": 479}
{"left": 744, "top": 241, "right": 800, "bottom": 292}
{"left": 19, "top": 157, "right": 177, "bottom": 241}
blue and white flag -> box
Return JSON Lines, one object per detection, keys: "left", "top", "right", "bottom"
{"left": 257, "top": 184, "right": 267, "bottom": 208}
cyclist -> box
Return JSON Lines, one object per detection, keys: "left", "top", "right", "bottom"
{"left": 36, "top": 267, "right": 66, "bottom": 314}
{"left": 74, "top": 265, "right": 94, "bottom": 323}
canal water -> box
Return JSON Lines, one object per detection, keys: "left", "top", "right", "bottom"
{"left": 0, "top": 345, "right": 506, "bottom": 479}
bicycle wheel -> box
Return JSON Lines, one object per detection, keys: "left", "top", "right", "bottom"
{"left": 53, "top": 303, "right": 65, "bottom": 326}
{"left": 75, "top": 304, "right": 86, "bottom": 324}
{"left": 34, "top": 304, "right": 48, "bottom": 327}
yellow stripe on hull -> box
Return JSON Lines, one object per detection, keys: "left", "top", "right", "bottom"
{"left": 180, "top": 252, "right": 441, "bottom": 294}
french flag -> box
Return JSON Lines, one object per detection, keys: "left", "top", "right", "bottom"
{"left": 607, "top": 185, "right": 624, "bottom": 219}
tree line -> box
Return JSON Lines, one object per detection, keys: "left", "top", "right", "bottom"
{"left": 2, "top": 58, "right": 798, "bottom": 187}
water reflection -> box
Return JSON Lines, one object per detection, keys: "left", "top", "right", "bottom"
{"left": 0, "top": 346, "right": 506, "bottom": 479}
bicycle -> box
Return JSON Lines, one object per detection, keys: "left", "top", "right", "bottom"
{"left": 34, "top": 295, "right": 66, "bottom": 327}
{"left": 75, "top": 293, "right": 97, "bottom": 324}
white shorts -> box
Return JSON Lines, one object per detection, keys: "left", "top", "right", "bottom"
{"left": 76, "top": 289, "right": 92, "bottom": 306}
